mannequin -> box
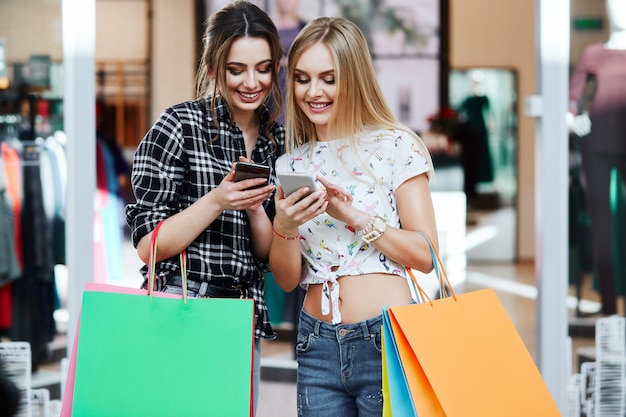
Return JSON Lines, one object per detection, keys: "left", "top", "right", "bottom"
{"left": 567, "top": 0, "right": 626, "bottom": 315}
{"left": 275, "top": 0, "right": 306, "bottom": 124}
{"left": 456, "top": 70, "right": 495, "bottom": 203}
{"left": 275, "top": 0, "right": 304, "bottom": 32}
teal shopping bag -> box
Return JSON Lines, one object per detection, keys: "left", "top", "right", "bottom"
{"left": 69, "top": 220, "right": 255, "bottom": 416}
{"left": 382, "top": 306, "right": 418, "bottom": 417}
{"left": 71, "top": 289, "right": 254, "bottom": 417}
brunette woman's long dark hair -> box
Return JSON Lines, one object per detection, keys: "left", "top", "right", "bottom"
{"left": 195, "top": 0, "right": 283, "bottom": 147}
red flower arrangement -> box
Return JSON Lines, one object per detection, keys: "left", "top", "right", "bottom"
{"left": 427, "top": 107, "right": 459, "bottom": 137}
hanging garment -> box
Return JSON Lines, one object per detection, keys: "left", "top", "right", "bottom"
{"left": 12, "top": 143, "right": 56, "bottom": 370}
{"left": 0, "top": 154, "right": 20, "bottom": 285}
{"left": 0, "top": 143, "right": 22, "bottom": 336}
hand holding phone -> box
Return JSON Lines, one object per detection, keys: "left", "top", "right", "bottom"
{"left": 278, "top": 172, "right": 318, "bottom": 199}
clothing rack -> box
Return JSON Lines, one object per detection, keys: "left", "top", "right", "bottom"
{"left": 0, "top": 90, "right": 61, "bottom": 371}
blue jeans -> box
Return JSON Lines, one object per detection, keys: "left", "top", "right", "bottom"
{"left": 295, "top": 310, "right": 383, "bottom": 417}
{"left": 160, "top": 283, "right": 261, "bottom": 416}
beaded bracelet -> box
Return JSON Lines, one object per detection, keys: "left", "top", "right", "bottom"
{"left": 272, "top": 227, "right": 299, "bottom": 240}
{"left": 355, "top": 216, "right": 374, "bottom": 236}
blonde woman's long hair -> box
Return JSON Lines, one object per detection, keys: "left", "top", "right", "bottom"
{"left": 285, "top": 16, "right": 434, "bottom": 179}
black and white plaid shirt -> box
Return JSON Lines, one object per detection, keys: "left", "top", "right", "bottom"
{"left": 125, "top": 95, "right": 285, "bottom": 339}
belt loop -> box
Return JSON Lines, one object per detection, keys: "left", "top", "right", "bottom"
{"left": 198, "top": 282, "right": 209, "bottom": 297}
{"left": 361, "top": 321, "right": 371, "bottom": 341}
{"left": 312, "top": 318, "right": 322, "bottom": 337}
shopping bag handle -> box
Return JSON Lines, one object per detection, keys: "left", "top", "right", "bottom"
{"left": 148, "top": 220, "right": 188, "bottom": 303}
{"left": 406, "top": 231, "right": 456, "bottom": 305}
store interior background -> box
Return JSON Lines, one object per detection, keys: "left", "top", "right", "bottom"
{"left": 0, "top": 0, "right": 615, "bottom": 414}
{"left": 5, "top": 0, "right": 607, "bottom": 261}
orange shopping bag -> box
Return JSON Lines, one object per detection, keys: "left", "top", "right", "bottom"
{"left": 382, "top": 232, "right": 561, "bottom": 417}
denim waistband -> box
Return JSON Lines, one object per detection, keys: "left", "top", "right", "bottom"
{"left": 165, "top": 275, "right": 247, "bottom": 298}
{"left": 298, "top": 309, "right": 382, "bottom": 341}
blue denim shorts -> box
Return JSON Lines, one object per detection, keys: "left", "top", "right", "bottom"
{"left": 295, "top": 309, "right": 383, "bottom": 417}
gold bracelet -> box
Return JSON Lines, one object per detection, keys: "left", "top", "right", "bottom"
{"left": 272, "top": 227, "right": 299, "bottom": 240}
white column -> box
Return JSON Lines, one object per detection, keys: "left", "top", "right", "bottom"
{"left": 62, "top": 0, "right": 95, "bottom": 354}
{"left": 531, "top": 0, "right": 570, "bottom": 412}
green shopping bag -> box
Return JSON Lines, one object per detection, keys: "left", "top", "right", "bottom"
{"left": 70, "top": 221, "right": 255, "bottom": 416}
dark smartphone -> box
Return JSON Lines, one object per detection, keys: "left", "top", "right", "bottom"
{"left": 234, "top": 162, "right": 270, "bottom": 188}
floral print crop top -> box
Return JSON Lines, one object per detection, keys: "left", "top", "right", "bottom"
{"left": 275, "top": 128, "right": 430, "bottom": 324}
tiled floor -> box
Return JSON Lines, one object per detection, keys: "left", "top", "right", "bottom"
{"left": 33, "top": 205, "right": 602, "bottom": 417}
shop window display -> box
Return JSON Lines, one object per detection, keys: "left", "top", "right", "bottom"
{"left": 448, "top": 68, "right": 518, "bottom": 208}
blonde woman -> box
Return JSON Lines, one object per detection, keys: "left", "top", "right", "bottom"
{"left": 269, "top": 16, "right": 438, "bottom": 416}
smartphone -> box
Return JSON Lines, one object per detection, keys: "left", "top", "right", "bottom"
{"left": 234, "top": 162, "right": 270, "bottom": 188}
{"left": 278, "top": 172, "right": 318, "bottom": 198}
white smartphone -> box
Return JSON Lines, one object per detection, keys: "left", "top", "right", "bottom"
{"left": 278, "top": 172, "right": 318, "bottom": 198}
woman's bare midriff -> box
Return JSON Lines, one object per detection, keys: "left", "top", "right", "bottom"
{"left": 303, "top": 273, "right": 413, "bottom": 324}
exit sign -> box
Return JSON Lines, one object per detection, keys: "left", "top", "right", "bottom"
{"left": 573, "top": 17, "right": 603, "bottom": 31}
